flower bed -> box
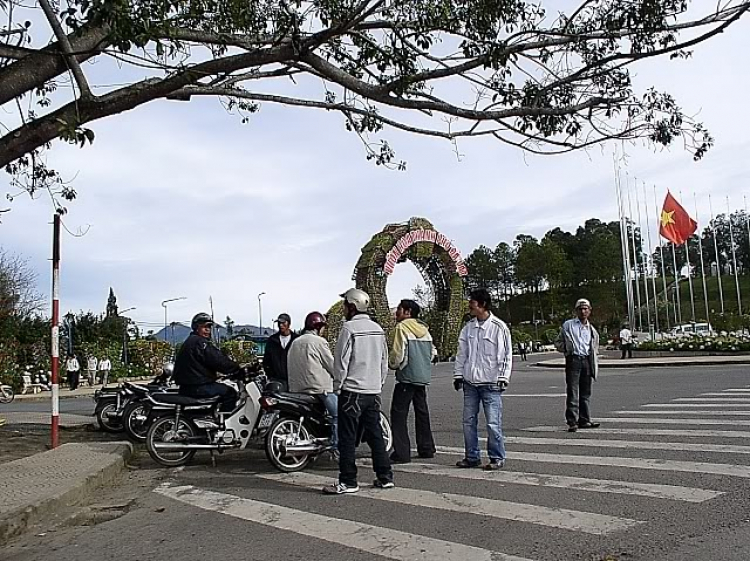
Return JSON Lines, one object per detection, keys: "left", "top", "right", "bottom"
{"left": 637, "top": 333, "right": 750, "bottom": 353}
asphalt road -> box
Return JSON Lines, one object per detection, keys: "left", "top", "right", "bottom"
{"left": 4, "top": 357, "right": 750, "bottom": 561}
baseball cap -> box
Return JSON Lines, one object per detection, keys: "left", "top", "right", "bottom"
{"left": 575, "top": 298, "right": 591, "bottom": 309}
{"left": 275, "top": 313, "right": 292, "bottom": 324}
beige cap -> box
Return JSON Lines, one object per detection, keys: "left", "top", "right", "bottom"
{"left": 575, "top": 298, "right": 591, "bottom": 309}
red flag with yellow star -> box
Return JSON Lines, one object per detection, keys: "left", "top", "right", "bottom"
{"left": 659, "top": 191, "right": 697, "bottom": 245}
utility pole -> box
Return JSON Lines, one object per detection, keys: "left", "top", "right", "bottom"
{"left": 50, "top": 214, "right": 61, "bottom": 448}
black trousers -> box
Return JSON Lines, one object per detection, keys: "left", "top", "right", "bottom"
{"left": 181, "top": 382, "right": 238, "bottom": 412}
{"left": 565, "top": 355, "right": 593, "bottom": 426}
{"left": 67, "top": 371, "right": 79, "bottom": 390}
{"left": 338, "top": 391, "right": 392, "bottom": 487}
{"left": 620, "top": 343, "right": 633, "bottom": 359}
{"left": 390, "top": 382, "right": 436, "bottom": 461}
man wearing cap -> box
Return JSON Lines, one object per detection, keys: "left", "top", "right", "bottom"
{"left": 263, "top": 313, "right": 298, "bottom": 391}
{"left": 554, "top": 299, "right": 600, "bottom": 432}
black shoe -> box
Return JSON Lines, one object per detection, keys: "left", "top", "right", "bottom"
{"left": 417, "top": 453, "right": 435, "bottom": 459}
{"left": 483, "top": 459, "right": 505, "bottom": 471}
{"left": 455, "top": 458, "right": 481, "bottom": 468}
{"left": 578, "top": 422, "right": 600, "bottom": 429}
{"left": 389, "top": 455, "right": 411, "bottom": 464}
{"left": 373, "top": 479, "right": 395, "bottom": 489}
{"left": 567, "top": 424, "right": 578, "bottom": 433}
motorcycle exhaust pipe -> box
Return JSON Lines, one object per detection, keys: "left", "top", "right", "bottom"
{"left": 280, "top": 441, "right": 326, "bottom": 455}
{"left": 152, "top": 443, "right": 239, "bottom": 451}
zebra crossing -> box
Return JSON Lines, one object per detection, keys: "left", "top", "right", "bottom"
{"left": 153, "top": 385, "right": 750, "bottom": 561}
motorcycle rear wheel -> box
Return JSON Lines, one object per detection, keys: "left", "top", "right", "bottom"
{"left": 146, "top": 416, "right": 197, "bottom": 467}
{"left": 95, "top": 400, "right": 123, "bottom": 433}
{"left": 0, "top": 385, "right": 14, "bottom": 404}
{"left": 123, "top": 400, "right": 149, "bottom": 442}
{"left": 379, "top": 411, "right": 393, "bottom": 452}
{"left": 265, "top": 417, "right": 313, "bottom": 473}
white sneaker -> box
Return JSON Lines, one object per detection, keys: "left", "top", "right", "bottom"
{"left": 322, "top": 481, "right": 360, "bottom": 495}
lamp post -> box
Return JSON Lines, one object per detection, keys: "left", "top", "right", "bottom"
{"left": 120, "top": 307, "right": 136, "bottom": 366}
{"left": 257, "top": 292, "right": 266, "bottom": 336}
{"left": 161, "top": 297, "right": 186, "bottom": 346}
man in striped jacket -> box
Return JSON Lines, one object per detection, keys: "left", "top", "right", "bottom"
{"left": 453, "top": 288, "right": 512, "bottom": 470}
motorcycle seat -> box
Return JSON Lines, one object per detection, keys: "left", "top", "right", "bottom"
{"left": 276, "top": 392, "right": 323, "bottom": 406}
{"left": 150, "top": 393, "right": 221, "bottom": 406}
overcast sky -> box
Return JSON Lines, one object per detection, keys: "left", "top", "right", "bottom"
{"left": 2, "top": 10, "right": 750, "bottom": 334}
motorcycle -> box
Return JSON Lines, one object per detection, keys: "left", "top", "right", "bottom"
{"left": 145, "top": 365, "right": 273, "bottom": 467}
{"left": 0, "top": 383, "right": 14, "bottom": 404}
{"left": 93, "top": 368, "right": 174, "bottom": 434}
{"left": 261, "top": 387, "right": 393, "bottom": 473}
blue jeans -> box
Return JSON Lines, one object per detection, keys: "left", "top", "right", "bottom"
{"left": 462, "top": 382, "right": 506, "bottom": 462}
{"left": 321, "top": 392, "right": 338, "bottom": 450}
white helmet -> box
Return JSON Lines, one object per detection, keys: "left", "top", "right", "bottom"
{"left": 340, "top": 288, "right": 370, "bottom": 312}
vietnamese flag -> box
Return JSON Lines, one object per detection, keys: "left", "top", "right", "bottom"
{"left": 659, "top": 191, "right": 697, "bottom": 245}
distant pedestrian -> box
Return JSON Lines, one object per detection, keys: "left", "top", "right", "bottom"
{"left": 453, "top": 288, "right": 512, "bottom": 471}
{"left": 65, "top": 354, "right": 80, "bottom": 390}
{"left": 619, "top": 324, "right": 633, "bottom": 359}
{"left": 323, "top": 288, "right": 392, "bottom": 495}
{"left": 99, "top": 356, "right": 112, "bottom": 385}
{"left": 388, "top": 299, "right": 436, "bottom": 464}
{"left": 554, "top": 298, "right": 600, "bottom": 432}
{"left": 263, "top": 313, "right": 298, "bottom": 391}
{"left": 86, "top": 355, "right": 98, "bottom": 386}
{"left": 518, "top": 341, "right": 528, "bottom": 361}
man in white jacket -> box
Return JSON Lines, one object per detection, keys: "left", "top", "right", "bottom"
{"left": 287, "top": 312, "right": 337, "bottom": 453}
{"left": 453, "top": 288, "right": 512, "bottom": 471}
{"left": 323, "top": 288, "right": 392, "bottom": 495}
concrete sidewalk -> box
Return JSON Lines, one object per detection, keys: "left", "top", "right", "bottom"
{"left": 534, "top": 354, "right": 750, "bottom": 369}
{"left": 0, "top": 441, "right": 133, "bottom": 545}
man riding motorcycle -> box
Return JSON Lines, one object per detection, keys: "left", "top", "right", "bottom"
{"left": 173, "top": 313, "right": 240, "bottom": 411}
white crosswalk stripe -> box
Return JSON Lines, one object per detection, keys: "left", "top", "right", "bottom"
{"left": 434, "top": 446, "right": 750, "bottom": 477}
{"left": 371, "top": 461, "right": 721, "bottom": 502}
{"left": 256, "top": 472, "right": 642, "bottom": 535}
{"left": 617, "top": 410, "right": 750, "bottom": 416}
{"left": 595, "top": 417, "right": 750, "bottom": 426}
{"left": 702, "top": 392, "right": 750, "bottom": 396}
{"left": 717, "top": 389, "right": 750, "bottom": 393}
{"left": 642, "top": 403, "right": 750, "bottom": 408}
{"left": 505, "top": 435, "right": 750, "bottom": 455}
{"left": 523, "top": 426, "right": 750, "bottom": 438}
{"left": 155, "top": 483, "right": 536, "bottom": 561}
{"left": 671, "top": 397, "right": 750, "bottom": 402}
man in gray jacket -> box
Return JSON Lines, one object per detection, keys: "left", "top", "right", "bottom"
{"left": 287, "top": 311, "right": 337, "bottom": 453}
{"left": 323, "top": 288, "right": 393, "bottom": 495}
{"left": 554, "top": 298, "right": 600, "bottom": 432}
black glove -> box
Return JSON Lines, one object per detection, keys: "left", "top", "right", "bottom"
{"left": 453, "top": 379, "right": 463, "bottom": 391}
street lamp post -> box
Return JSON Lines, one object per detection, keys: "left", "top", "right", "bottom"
{"left": 161, "top": 297, "right": 187, "bottom": 346}
{"left": 257, "top": 292, "right": 266, "bottom": 336}
{"left": 119, "top": 307, "right": 136, "bottom": 366}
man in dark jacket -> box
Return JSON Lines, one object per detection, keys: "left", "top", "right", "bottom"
{"left": 263, "top": 313, "right": 298, "bottom": 391}
{"left": 174, "top": 313, "right": 240, "bottom": 411}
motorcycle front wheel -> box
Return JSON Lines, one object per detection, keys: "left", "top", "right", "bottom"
{"left": 123, "top": 400, "right": 150, "bottom": 442}
{"left": 265, "top": 417, "right": 313, "bottom": 473}
{"left": 95, "top": 400, "right": 123, "bottom": 433}
{"left": 0, "top": 385, "right": 14, "bottom": 404}
{"left": 146, "top": 416, "right": 198, "bottom": 467}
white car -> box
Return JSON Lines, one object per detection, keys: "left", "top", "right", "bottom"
{"left": 669, "top": 323, "right": 714, "bottom": 337}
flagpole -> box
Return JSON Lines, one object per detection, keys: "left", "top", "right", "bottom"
{"left": 654, "top": 185, "right": 673, "bottom": 328}
{"left": 627, "top": 173, "right": 643, "bottom": 332}
{"left": 694, "top": 192, "right": 710, "bottom": 323}
{"left": 635, "top": 180, "right": 652, "bottom": 332}
{"left": 709, "top": 194, "right": 726, "bottom": 314}
{"left": 671, "top": 241, "right": 683, "bottom": 325}
{"left": 643, "top": 181, "right": 660, "bottom": 334}
{"left": 679, "top": 189, "right": 696, "bottom": 323}
{"left": 727, "top": 196, "right": 743, "bottom": 315}
{"left": 615, "top": 158, "right": 635, "bottom": 329}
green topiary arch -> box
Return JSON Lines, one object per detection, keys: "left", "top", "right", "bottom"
{"left": 327, "top": 217, "right": 467, "bottom": 360}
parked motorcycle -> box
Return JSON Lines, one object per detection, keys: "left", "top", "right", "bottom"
{"left": 145, "top": 365, "right": 272, "bottom": 467}
{"left": 0, "top": 383, "right": 14, "bottom": 404}
{"left": 261, "top": 386, "right": 393, "bottom": 473}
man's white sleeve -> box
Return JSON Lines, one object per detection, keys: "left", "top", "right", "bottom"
{"left": 454, "top": 326, "right": 468, "bottom": 380}
{"left": 333, "top": 327, "right": 352, "bottom": 391}
{"left": 497, "top": 324, "right": 512, "bottom": 383}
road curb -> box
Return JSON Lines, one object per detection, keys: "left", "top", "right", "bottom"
{"left": 0, "top": 441, "right": 133, "bottom": 546}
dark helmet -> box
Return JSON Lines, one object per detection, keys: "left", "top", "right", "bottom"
{"left": 304, "top": 311, "right": 327, "bottom": 332}
{"left": 191, "top": 312, "right": 214, "bottom": 331}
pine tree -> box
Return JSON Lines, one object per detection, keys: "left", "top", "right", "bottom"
{"left": 106, "top": 287, "right": 118, "bottom": 317}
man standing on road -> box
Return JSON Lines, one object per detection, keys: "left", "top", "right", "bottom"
{"left": 453, "top": 288, "right": 512, "bottom": 471}
{"left": 619, "top": 324, "right": 634, "bottom": 359}
{"left": 65, "top": 354, "right": 80, "bottom": 390}
{"left": 323, "top": 288, "right": 393, "bottom": 495}
{"left": 98, "top": 355, "right": 112, "bottom": 385}
{"left": 554, "top": 298, "right": 600, "bottom": 432}
{"left": 263, "top": 313, "right": 298, "bottom": 391}
{"left": 86, "top": 355, "right": 98, "bottom": 387}
{"left": 287, "top": 312, "right": 338, "bottom": 455}
{"left": 388, "top": 299, "right": 436, "bottom": 464}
